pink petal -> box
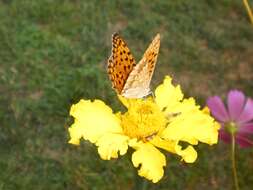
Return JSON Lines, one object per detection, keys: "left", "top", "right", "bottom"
{"left": 219, "top": 129, "right": 231, "bottom": 144}
{"left": 239, "top": 122, "right": 253, "bottom": 134}
{"left": 238, "top": 98, "right": 253, "bottom": 124}
{"left": 235, "top": 133, "right": 253, "bottom": 148}
{"left": 207, "top": 96, "right": 229, "bottom": 122}
{"left": 227, "top": 90, "right": 245, "bottom": 121}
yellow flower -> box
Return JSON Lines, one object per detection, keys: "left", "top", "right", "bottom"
{"left": 68, "top": 75, "right": 220, "bottom": 183}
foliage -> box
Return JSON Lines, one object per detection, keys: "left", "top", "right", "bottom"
{"left": 0, "top": 0, "right": 253, "bottom": 189}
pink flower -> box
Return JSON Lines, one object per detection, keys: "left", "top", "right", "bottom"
{"left": 207, "top": 90, "right": 253, "bottom": 148}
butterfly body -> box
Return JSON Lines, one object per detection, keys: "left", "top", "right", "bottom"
{"left": 107, "top": 33, "right": 160, "bottom": 98}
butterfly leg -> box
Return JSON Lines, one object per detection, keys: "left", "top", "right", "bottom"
{"left": 150, "top": 91, "right": 155, "bottom": 99}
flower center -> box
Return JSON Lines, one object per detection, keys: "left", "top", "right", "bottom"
{"left": 224, "top": 122, "right": 238, "bottom": 134}
{"left": 120, "top": 98, "right": 167, "bottom": 141}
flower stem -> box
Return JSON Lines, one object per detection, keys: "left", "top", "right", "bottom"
{"left": 231, "top": 134, "right": 239, "bottom": 190}
{"left": 243, "top": 0, "right": 253, "bottom": 25}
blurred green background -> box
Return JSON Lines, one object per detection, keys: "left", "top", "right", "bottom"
{"left": 0, "top": 0, "right": 253, "bottom": 189}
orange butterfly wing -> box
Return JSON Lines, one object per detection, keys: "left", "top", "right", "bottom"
{"left": 121, "top": 34, "right": 160, "bottom": 98}
{"left": 107, "top": 33, "right": 136, "bottom": 94}
{"left": 143, "top": 33, "right": 160, "bottom": 79}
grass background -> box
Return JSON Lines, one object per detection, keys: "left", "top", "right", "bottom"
{"left": 0, "top": 0, "right": 253, "bottom": 189}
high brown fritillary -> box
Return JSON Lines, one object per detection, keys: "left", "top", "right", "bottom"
{"left": 107, "top": 33, "right": 160, "bottom": 98}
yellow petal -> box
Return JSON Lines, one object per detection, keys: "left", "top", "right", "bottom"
{"left": 117, "top": 95, "right": 146, "bottom": 109}
{"left": 150, "top": 136, "right": 177, "bottom": 153}
{"left": 175, "top": 144, "right": 197, "bottom": 163}
{"left": 96, "top": 133, "right": 129, "bottom": 160}
{"left": 129, "top": 141, "right": 166, "bottom": 183}
{"left": 161, "top": 98, "right": 219, "bottom": 145}
{"left": 202, "top": 106, "right": 210, "bottom": 114}
{"left": 117, "top": 95, "right": 130, "bottom": 108}
{"left": 68, "top": 122, "right": 85, "bottom": 145}
{"left": 69, "top": 99, "right": 122, "bottom": 144}
{"left": 155, "top": 76, "right": 183, "bottom": 111}
{"left": 150, "top": 136, "right": 197, "bottom": 163}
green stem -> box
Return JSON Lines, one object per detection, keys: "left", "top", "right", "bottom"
{"left": 231, "top": 134, "right": 240, "bottom": 190}
{"left": 243, "top": 0, "right": 253, "bottom": 25}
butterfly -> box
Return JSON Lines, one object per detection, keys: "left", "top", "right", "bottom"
{"left": 107, "top": 33, "right": 160, "bottom": 98}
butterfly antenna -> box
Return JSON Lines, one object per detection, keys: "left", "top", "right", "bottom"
{"left": 150, "top": 91, "right": 155, "bottom": 99}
